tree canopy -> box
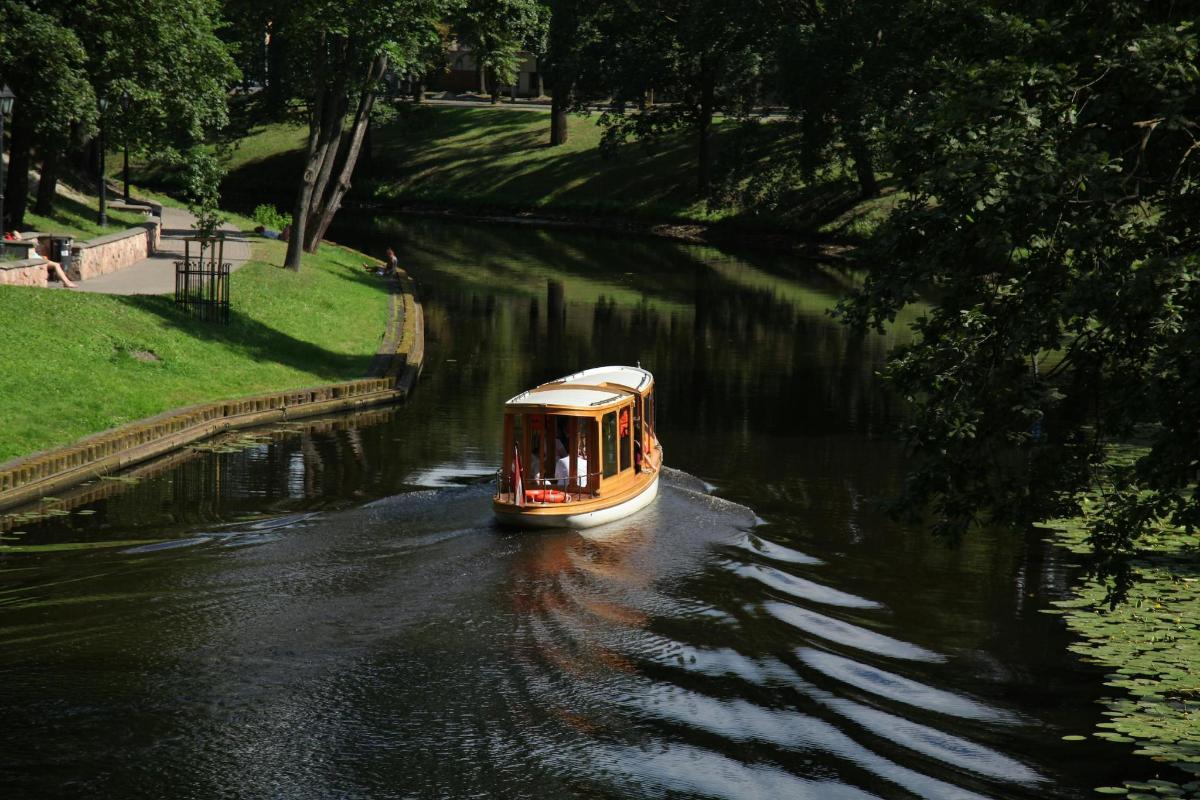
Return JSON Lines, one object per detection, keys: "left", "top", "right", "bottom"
{"left": 837, "top": 0, "right": 1200, "bottom": 591}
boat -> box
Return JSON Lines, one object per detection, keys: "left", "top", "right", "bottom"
{"left": 493, "top": 366, "right": 663, "bottom": 528}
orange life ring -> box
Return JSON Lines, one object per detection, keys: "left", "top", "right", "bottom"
{"left": 525, "top": 489, "right": 567, "bottom": 504}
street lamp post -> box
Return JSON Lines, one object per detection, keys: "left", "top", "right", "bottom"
{"left": 121, "top": 92, "right": 130, "bottom": 203}
{"left": 97, "top": 96, "right": 108, "bottom": 227}
{"left": 0, "top": 84, "right": 16, "bottom": 254}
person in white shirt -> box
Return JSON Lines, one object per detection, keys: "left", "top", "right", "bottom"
{"left": 555, "top": 439, "right": 588, "bottom": 489}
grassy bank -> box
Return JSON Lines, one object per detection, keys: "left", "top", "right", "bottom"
{"left": 0, "top": 238, "right": 390, "bottom": 463}
{"left": 1038, "top": 448, "right": 1200, "bottom": 798}
{"left": 135, "top": 104, "right": 898, "bottom": 241}
{"left": 19, "top": 191, "right": 150, "bottom": 241}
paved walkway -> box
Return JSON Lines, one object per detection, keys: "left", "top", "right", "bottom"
{"left": 75, "top": 206, "right": 252, "bottom": 295}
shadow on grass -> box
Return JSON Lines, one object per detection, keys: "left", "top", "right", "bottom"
{"left": 29, "top": 193, "right": 148, "bottom": 236}
{"left": 116, "top": 292, "right": 375, "bottom": 384}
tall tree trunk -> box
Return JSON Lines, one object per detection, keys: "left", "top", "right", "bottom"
{"left": 696, "top": 70, "right": 716, "bottom": 194}
{"left": 844, "top": 122, "right": 879, "bottom": 198}
{"left": 490, "top": 68, "right": 500, "bottom": 104}
{"left": 550, "top": 84, "right": 570, "bottom": 146}
{"left": 361, "top": 115, "right": 374, "bottom": 169}
{"left": 5, "top": 109, "right": 35, "bottom": 229}
{"left": 535, "top": 71, "right": 544, "bottom": 98}
{"left": 304, "top": 90, "right": 349, "bottom": 236}
{"left": 285, "top": 38, "right": 341, "bottom": 270}
{"left": 477, "top": 62, "right": 487, "bottom": 95}
{"left": 305, "top": 54, "right": 388, "bottom": 252}
{"left": 34, "top": 147, "right": 62, "bottom": 215}
{"left": 412, "top": 76, "right": 424, "bottom": 103}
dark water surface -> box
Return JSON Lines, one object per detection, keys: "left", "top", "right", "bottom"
{"left": 1, "top": 219, "right": 1144, "bottom": 798}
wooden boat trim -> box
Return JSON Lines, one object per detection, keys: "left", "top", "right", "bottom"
{"left": 494, "top": 365, "right": 662, "bottom": 527}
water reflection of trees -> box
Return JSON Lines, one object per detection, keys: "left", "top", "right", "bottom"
{"left": 32, "top": 217, "right": 909, "bottom": 540}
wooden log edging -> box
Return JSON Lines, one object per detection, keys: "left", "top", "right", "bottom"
{"left": 0, "top": 274, "right": 425, "bottom": 513}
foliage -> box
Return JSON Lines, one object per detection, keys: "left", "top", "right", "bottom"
{"left": 71, "top": 0, "right": 239, "bottom": 157}
{"left": 268, "top": 0, "right": 455, "bottom": 265}
{"left": 177, "top": 147, "right": 228, "bottom": 239}
{"left": 0, "top": 1, "right": 97, "bottom": 147}
{"left": 836, "top": 1, "right": 1200, "bottom": 594}
{"left": 592, "top": 0, "right": 811, "bottom": 191}
{"left": 252, "top": 204, "right": 291, "bottom": 231}
{"left": 1038, "top": 461, "right": 1200, "bottom": 797}
{"left": 454, "top": 0, "right": 544, "bottom": 89}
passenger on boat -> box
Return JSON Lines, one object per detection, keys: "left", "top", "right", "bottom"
{"left": 555, "top": 438, "right": 589, "bottom": 489}
{"left": 553, "top": 440, "right": 570, "bottom": 488}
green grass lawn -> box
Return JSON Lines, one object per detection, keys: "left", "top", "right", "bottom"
{"left": 130, "top": 104, "right": 898, "bottom": 240}
{"left": 20, "top": 192, "right": 151, "bottom": 241}
{"left": 0, "top": 239, "right": 391, "bottom": 463}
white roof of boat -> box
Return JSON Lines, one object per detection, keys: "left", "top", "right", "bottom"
{"left": 505, "top": 365, "right": 653, "bottom": 411}
{"left": 556, "top": 365, "right": 653, "bottom": 391}
{"left": 506, "top": 387, "right": 626, "bottom": 410}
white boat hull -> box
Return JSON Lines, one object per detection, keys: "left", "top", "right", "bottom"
{"left": 495, "top": 475, "right": 659, "bottom": 529}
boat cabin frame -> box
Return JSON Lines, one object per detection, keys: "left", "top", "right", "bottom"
{"left": 495, "top": 367, "right": 660, "bottom": 509}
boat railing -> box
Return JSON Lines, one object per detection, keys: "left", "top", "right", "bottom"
{"left": 493, "top": 468, "right": 606, "bottom": 506}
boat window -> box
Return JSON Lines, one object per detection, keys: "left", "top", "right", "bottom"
{"left": 602, "top": 411, "right": 618, "bottom": 478}
{"left": 619, "top": 405, "right": 632, "bottom": 471}
{"left": 529, "top": 421, "right": 544, "bottom": 482}
{"left": 580, "top": 420, "right": 596, "bottom": 490}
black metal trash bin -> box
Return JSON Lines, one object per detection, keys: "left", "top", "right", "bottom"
{"left": 49, "top": 236, "right": 73, "bottom": 273}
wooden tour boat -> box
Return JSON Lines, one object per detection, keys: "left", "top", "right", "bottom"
{"left": 493, "top": 366, "right": 663, "bottom": 528}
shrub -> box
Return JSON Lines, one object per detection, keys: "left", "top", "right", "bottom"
{"left": 252, "top": 204, "right": 290, "bottom": 231}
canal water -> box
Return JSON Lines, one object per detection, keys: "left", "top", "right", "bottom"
{"left": 0, "top": 218, "right": 1145, "bottom": 798}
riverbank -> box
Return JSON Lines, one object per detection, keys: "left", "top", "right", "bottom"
{"left": 0, "top": 233, "right": 395, "bottom": 465}
{"left": 134, "top": 105, "right": 898, "bottom": 250}
{"left": 1038, "top": 448, "right": 1200, "bottom": 798}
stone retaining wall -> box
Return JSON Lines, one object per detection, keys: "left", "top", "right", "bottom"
{"left": 0, "top": 259, "right": 49, "bottom": 288}
{"left": 0, "top": 218, "right": 162, "bottom": 287}
{"left": 70, "top": 221, "right": 160, "bottom": 281}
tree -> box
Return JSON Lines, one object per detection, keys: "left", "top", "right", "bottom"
{"left": 838, "top": 0, "right": 1200, "bottom": 594}
{"left": 596, "top": 0, "right": 810, "bottom": 192}
{"left": 0, "top": 1, "right": 95, "bottom": 229}
{"left": 454, "top": 0, "right": 543, "bottom": 103}
{"left": 1, "top": 0, "right": 237, "bottom": 226}
{"left": 281, "top": 0, "right": 452, "bottom": 269}
{"left": 541, "top": 0, "right": 606, "bottom": 145}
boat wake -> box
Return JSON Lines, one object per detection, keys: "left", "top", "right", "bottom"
{"left": 499, "top": 466, "right": 1048, "bottom": 799}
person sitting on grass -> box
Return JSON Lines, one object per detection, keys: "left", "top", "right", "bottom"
{"left": 33, "top": 237, "right": 77, "bottom": 288}
{"left": 361, "top": 247, "right": 399, "bottom": 277}
{"left": 254, "top": 225, "right": 280, "bottom": 239}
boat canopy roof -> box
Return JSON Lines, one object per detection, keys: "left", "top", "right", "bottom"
{"left": 504, "top": 365, "right": 653, "bottom": 412}
{"left": 557, "top": 365, "right": 653, "bottom": 392}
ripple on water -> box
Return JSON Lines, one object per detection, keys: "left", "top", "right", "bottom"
{"left": 504, "top": 470, "right": 1043, "bottom": 799}
{"left": 606, "top": 682, "right": 990, "bottom": 800}
{"left": 2, "top": 465, "right": 1055, "bottom": 799}
{"left": 796, "top": 647, "right": 1021, "bottom": 724}
{"left": 820, "top": 696, "right": 1043, "bottom": 784}
{"left": 734, "top": 532, "right": 825, "bottom": 565}
{"left": 762, "top": 601, "right": 946, "bottom": 662}
{"left": 731, "top": 561, "right": 884, "bottom": 609}
{"left": 590, "top": 741, "right": 886, "bottom": 800}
